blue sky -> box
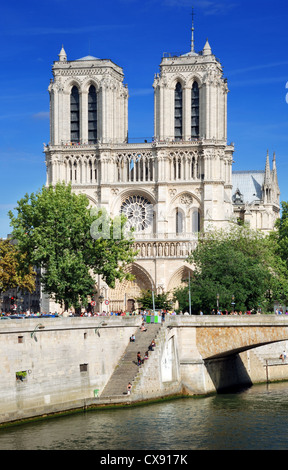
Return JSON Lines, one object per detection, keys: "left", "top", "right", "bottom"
{"left": 0, "top": 0, "right": 288, "bottom": 238}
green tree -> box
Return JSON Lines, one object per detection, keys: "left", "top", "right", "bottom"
{"left": 173, "top": 225, "right": 288, "bottom": 314}
{"left": 136, "top": 289, "right": 171, "bottom": 311}
{"left": 274, "top": 201, "right": 288, "bottom": 266}
{"left": 0, "top": 238, "right": 36, "bottom": 294}
{"left": 8, "top": 182, "right": 136, "bottom": 310}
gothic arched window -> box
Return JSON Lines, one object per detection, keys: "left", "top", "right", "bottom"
{"left": 174, "top": 82, "right": 183, "bottom": 141}
{"left": 176, "top": 208, "right": 184, "bottom": 234}
{"left": 73, "top": 161, "right": 77, "bottom": 182}
{"left": 89, "top": 160, "right": 93, "bottom": 182}
{"left": 191, "top": 81, "right": 199, "bottom": 138}
{"left": 88, "top": 85, "right": 97, "bottom": 143}
{"left": 192, "top": 209, "right": 200, "bottom": 233}
{"left": 70, "top": 86, "right": 80, "bottom": 143}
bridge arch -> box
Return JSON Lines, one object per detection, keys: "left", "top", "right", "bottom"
{"left": 195, "top": 322, "right": 288, "bottom": 360}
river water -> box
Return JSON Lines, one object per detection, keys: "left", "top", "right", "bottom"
{"left": 1, "top": 382, "right": 288, "bottom": 451}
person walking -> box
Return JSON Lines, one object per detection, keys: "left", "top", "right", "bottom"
{"left": 137, "top": 351, "right": 142, "bottom": 366}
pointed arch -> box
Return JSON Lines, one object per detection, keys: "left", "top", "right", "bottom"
{"left": 176, "top": 207, "right": 185, "bottom": 234}
{"left": 82, "top": 78, "right": 101, "bottom": 94}
{"left": 64, "top": 78, "right": 82, "bottom": 94}
{"left": 88, "top": 84, "right": 97, "bottom": 143}
{"left": 108, "top": 262, "right": 155, "bottom": 311}
{"left": 110, "top": 187, "right": 156, "bottom": 218}
{"left": 174, "top": 82, "right": 183, "bottom": 141}
{"left": 191, "top": 208, "right": 201, "bottom": 233}
{"left": 191, "top": 81, "right": 199, "bottom": 138}
{"left": 70, "top": 85, "right": 80, "bottom": 143}
{"left": 167, "top": 265, "right": 194, "bottom": 294}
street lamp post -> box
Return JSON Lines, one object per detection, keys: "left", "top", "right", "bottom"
{"left": 217, "top": 293, "right": 219, "bottom": 310}
{"left": 151, "top": 289, "right": 155, "bottom": 314}
{"left": 99, "top": 294, "right": 104, "bottom": 314}
{"left": 188, "top": 272, "right": 192, "bottom": 315}
{"left": 31, "top": 324, "right": 45, "bottom": 342}
{"left": 231, "top": 295, "right": 235, "bottom": 312}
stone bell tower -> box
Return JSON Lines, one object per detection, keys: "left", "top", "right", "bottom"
{"left": 153, "top": 38, "right": 228, "bottom": 143}
{"left": 48, "top": 46, "right": 128, "bottom": 147}
{"left": 152, "top": 22, "right": 234, "bottom": 230}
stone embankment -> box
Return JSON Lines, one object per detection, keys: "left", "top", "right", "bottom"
{"left": 1, "top": 315, "right": 288, "bottom": 425}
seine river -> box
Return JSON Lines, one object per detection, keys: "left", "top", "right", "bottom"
{"left": 1, "top": 382, "right": 288, "bottom": 451}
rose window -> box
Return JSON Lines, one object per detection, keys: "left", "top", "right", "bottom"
{"left": 121, "top": 196, "right": 153, "bottom": 232}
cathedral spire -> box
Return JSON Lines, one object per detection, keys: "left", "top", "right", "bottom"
{"left": 191, "top": 7, "right": 195, "bottom": 53}
{"left": 272, "top": 151, "right": 279, "bottom": 185}
{"left": 264, "top": 149, "right": 271, "bottom": 182}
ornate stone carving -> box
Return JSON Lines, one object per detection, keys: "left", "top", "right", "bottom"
{"left": 179, "top": 194, "right": 193, "bottom": 205}
{"left": 169, "top": 188, "right": 177, "bottom": 197}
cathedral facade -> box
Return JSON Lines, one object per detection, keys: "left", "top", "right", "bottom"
{"left": 44, "top": 33, "right": 280, "bottom": 312}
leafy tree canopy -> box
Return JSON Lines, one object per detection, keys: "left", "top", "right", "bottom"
{"left": 0, "top": 238, "right": 36, "bottom": 294}
{"left": 136, "top": 289, "right": 171, "bottom": 311}
{"left": 173, "top": 225, "right": 288, "bottom": 314}
{"left": 273, "top": 201, "right": 288, "bottom": 265}
{"left": 8, "top": 182, "right": 136, "bottom": 309}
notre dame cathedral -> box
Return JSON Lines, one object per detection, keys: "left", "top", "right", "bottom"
{"left": 44, "top": 23, "right": 280, "bottom": 313}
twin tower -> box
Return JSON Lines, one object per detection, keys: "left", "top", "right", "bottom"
{"left": 48, "top": 37, "right": 228, "bottom": 145}
{"left": 44, "top": 31, "right": 279, "bottom": 312}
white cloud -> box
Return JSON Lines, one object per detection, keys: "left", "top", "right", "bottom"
{"left": 33, "top": 111, "right": 50, "bottom": 120}
{"left": 129, "top": 88, "right": 153, "bottom": 96}
{"left": 227, "top": 61, "right": 288, "bottom": 77}
{"left": 162, "top": 0, "right": 238, "bottom": 15}
{"left": 4, "top": 24, "right": 129, "bottom": 37}
{"left": 230, "top": 75, "right": 288, "bottom": 88}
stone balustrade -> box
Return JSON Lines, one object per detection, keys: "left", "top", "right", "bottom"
{"left": 133, "top": 238, "right": 198, "bottom": 258}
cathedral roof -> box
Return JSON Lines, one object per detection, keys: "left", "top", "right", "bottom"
{"left": 232, "top": 171, "right": 264, "bottom": 204}
{"left": 76, "top": 55, "right": 99, "bottom": 61}
{"left": 180, "top": 50, "right": 199, "bottom": 57}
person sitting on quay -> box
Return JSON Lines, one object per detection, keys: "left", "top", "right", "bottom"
{"left": 148, "top": 339, "right": 156, "bottom": 351}
{"left": 280, "top": 350, "right": 287, "bottom": 362}
{"left": 140, "top": 323, "right": 147, "bottom": 332}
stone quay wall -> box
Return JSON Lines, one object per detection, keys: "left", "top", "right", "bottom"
{"left": 0, "top": 316, "right": 141, "bottom": 424}
{"left": 1, "top": 315, "right": 288, "bottom": 425}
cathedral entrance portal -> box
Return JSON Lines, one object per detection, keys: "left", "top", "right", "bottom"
{"left": 127, "top": 299, "right": 135, "bottom": 313}
{"left": 167, "top": 266, "right": 194, "bottom": 295}
{"left": 109, "top": 263, "right": 153, "bottom": 312}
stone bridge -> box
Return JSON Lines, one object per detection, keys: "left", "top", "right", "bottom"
{"left": 166, "top": 315, "right": 288, "bottom": 359}
{"left": 159, "top": 315, "right": 288, "bottom": 395}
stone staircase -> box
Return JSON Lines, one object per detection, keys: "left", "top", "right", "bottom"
{"left": 100, "top": 323, "right": 162, "bottom": 399}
